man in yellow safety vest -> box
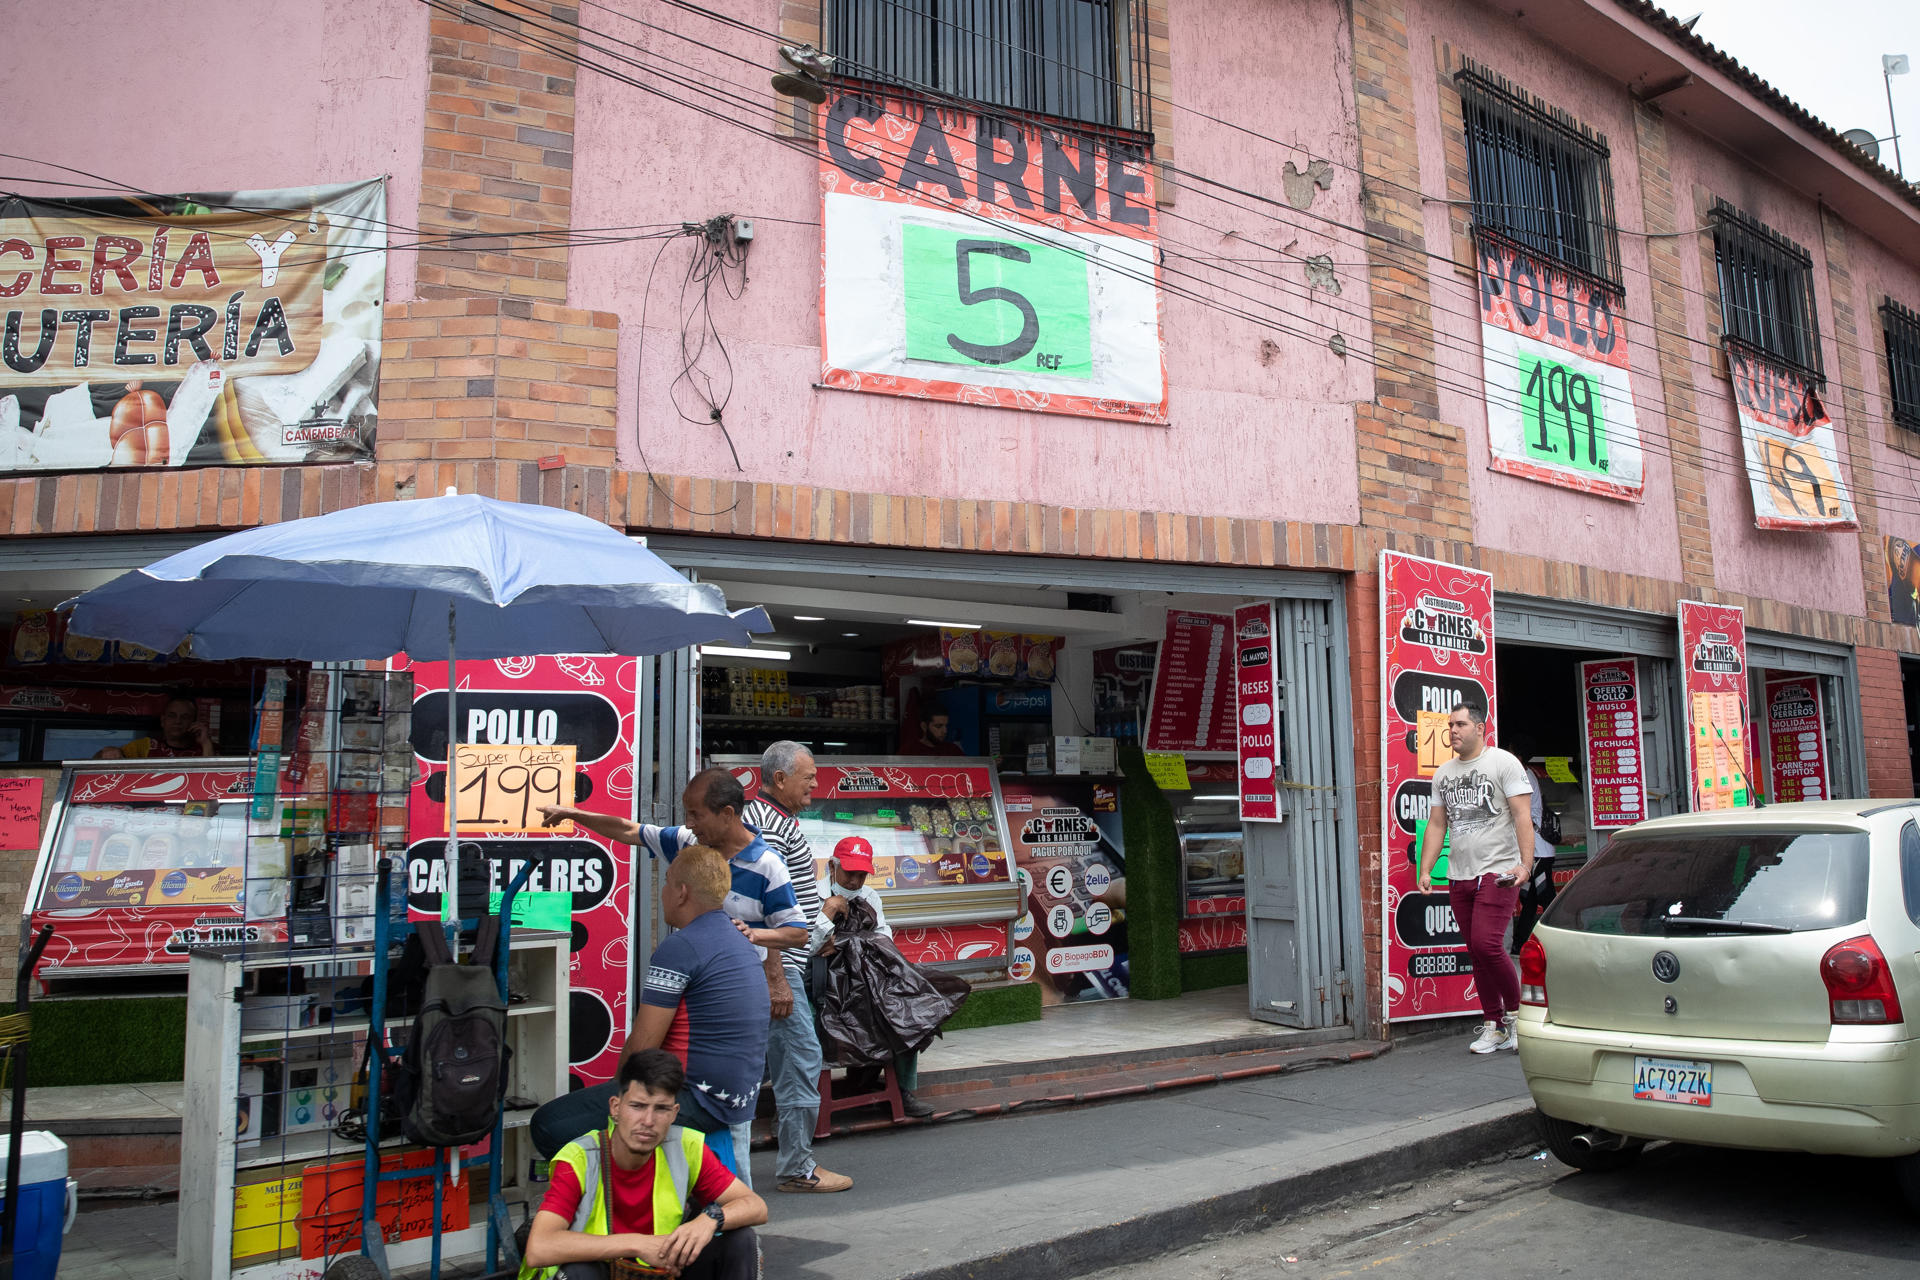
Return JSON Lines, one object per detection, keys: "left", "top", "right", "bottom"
{"left": 521, "top": 1049, "right": 766, "bottom": 1280}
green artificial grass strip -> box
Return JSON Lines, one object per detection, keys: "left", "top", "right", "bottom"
{"left": 20, "top": 996, "right": 187, "bottom": 1086}
{"left": 1179, "top": 950, "right": 1249, "bottom": 991}
{"left": 942, "top": 979, "right": 1041, "bottom": 1031}
{"left": 1118, "top": 743, "right": 1183, "bottom": 1000}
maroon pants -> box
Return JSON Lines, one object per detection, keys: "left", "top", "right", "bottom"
{"left": 1449, "top": 874, "right": 1521, "bottom": 1022}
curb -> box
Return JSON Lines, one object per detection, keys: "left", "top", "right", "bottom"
{"left": 895, "top": 1101, "right": 1541, "bottom": 1280}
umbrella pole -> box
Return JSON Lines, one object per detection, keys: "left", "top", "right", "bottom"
{"left": 446, "top": 600, "right": 459, "bottom": 961}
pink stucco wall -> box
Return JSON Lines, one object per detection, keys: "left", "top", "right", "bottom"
{"left": 1409, "top": 0, "right": 1682, "bottom": 584}
{"left": 1847, "top": 229, "right": 1920, "bottom": 553}
{"left": 1, "top": 0, "right": 429, "bottom": 301}
{"left": 569, "top": 0, "right": 1366, "bottom": 528}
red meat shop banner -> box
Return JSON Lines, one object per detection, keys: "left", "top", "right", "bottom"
{"left": 1727, "top": 347, "right": 1857, "bottom": 530}
{"left": 400, "top": 653, "right": 638, "bottom": 1088}
{"left": 1379, "top": 551, "right": 1496, "bottom": 1023}
{"left": 723, "top": 760, "right": 1013, "bottom": 966}
{"left": 1143, "top": 610, "right": 1234, "bottom": 754}
{"left": 1764, "top": 675, "right": 1828, "bottom": 803}
{"left": 30, "top": 763, "right": 282, "bottom": 971}
{"left": 1678, "top": 601, "right": 1753, "bottom": 811}
{"left": 1233, "top": 603, "right": 1284, "bottom": 822}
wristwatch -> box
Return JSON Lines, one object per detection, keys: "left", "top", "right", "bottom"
{"left": 702, "top": 1202, "right": 726, "bottom": 1235}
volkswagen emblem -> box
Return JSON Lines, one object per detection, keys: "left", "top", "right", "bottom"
{"left": 1652, "top": 951, "right": 1681, "bottom": 983}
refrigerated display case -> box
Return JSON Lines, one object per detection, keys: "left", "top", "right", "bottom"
{"left": 1148, "top": 756, "right": 1248, "bottom": 954}
{"left": 716, "top": 757, "right": 1022, "bottom": 965}
{"left": 25, "top": 759, "right": 287, "bottom": 977}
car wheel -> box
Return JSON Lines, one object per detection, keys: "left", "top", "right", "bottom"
{"left": 1537, "top": 1110, "right": 1644, "bottom": 1173}
{"left": 323, "top": 1256, "right": 385, "bottom": 1280}
{"left": 1894, "top": 1153, "right": 1920, "bottom": 1213}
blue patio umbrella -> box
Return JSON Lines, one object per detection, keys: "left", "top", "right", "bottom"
{"left": 63, "top": 490, "right": 771, "bottom": 926}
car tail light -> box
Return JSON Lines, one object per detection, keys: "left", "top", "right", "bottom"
{"left": 1518, "top": 935, "right": 1547, "bottom": 1006}
{"left": 1820, "top": 935, "right": 1905, "bottom": 1025}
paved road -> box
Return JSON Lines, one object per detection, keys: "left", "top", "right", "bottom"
{"left": 1084, "top": 1142, "right": 1920, "bottom": 1280}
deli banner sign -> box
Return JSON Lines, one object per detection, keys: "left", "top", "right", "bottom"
{"left": 1233, "top": 603, "right": 1283, "bottom": 822}
{"left": 1478, "top": 238, "right": 1644, "bottom": 500}
{"left": 1679, "top": 600, "right": 1753, "bottom": 811}
{"left": 1578, "top": 659, "right": 1647, "bottom": 827}
{"left": 1727, "top": 346, "right": 1857, "bottom": 530}
{"left": 1380, "top": 551, "right": 1496, "bottom": 1022}
{"left": 1, "top": 180, "right": 386, "bottom": 472}
{"left": 819, "top": 92, "right": 1167, "bottom": 423}
{"left": 1765, "top": 675, "right": 1828, "bottom": 803}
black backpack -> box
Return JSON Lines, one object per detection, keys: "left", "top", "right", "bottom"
{"left": 1538, "top": 805, "right": 1564, "bottom": 847}
{"left": 393, "top": 918, "right": 510, "bottom": 1147}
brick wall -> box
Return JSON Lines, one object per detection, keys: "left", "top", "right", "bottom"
{"left": 1350, "top": 0, "right": 1473, "bottom": 542}
{"left": 1633, "top": 104, "right": 1716, "bottom": 593}
{"left": 1819, "top": 210, "right": 1892, "bottom": 627}
{"left": 1856, "top": 647, "right": 1913, "bottom": 797}
{"left": 1345, "top": 569, "right": 1385, "bottom": 1034}
{"left": 418, "top": 0, "right": 580, "bottom": 301}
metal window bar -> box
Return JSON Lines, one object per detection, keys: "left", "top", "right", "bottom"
{"left": 824, "top": 0, "right": 1153, "bottom": 137}
{"left": 1882, "top": 297, "right": 1920, "bottom": 432}
{"left": 1454, "top": 60, "right": 1623, "bottom": 295}
{"left": 1709, "top": 198, "right": 1824, "bottom": 383}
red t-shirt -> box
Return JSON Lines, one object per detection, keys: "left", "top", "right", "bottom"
{"left": 538, "top": 1139, "right": 736, "bottom": 1235}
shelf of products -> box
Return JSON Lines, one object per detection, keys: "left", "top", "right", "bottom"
{"left": 703, "top": 715, "right": 897, "bottom": 732}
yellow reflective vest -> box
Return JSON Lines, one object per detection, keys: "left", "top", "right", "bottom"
{"left": 518, "top": 1123, "right": 707, "bottom": 1280}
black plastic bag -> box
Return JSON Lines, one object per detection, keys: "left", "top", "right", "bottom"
{"left": 816, "top": 898, "right": 970, "bottom": 1066}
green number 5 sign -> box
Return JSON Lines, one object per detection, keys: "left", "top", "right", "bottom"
{"left": 902, "top": 223, "right": 1094, "bottom": 379}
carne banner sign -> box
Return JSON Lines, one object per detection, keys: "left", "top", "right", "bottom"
{"left": 819, "top": 92, "right": 1167, "bottom": 424}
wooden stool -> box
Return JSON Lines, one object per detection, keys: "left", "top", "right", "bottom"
{"left": 814, "top": 1063, "right": 906, "bottom": 1138}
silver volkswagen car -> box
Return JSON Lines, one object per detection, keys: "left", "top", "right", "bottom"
{"left": 1515, "top": 800, "right": 1920, "bottom": 1207}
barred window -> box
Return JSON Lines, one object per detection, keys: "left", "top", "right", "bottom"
{"left": 1455, "top": 61, "right": 1623, "bottom": 293}
{"left": 1885, "top": 297, "right": 1920, "bottom": 432}
{"left": 1710, "top": 200, "right": 1823, "bottom": 382}
{"left": 824, "top": 0, "right": 1152, "bottom": 133}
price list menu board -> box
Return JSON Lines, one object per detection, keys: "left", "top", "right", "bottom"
{"left": 1578, "top": 659, "right": 1647, "bottom": 827}
{"left": 1764, "top": 675, "right": 1828, "bottom": 803}
{"left": 1143, "top": 610, "right": 1235, "bottom": 753}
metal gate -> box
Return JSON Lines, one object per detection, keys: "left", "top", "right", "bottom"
{"left": 633, "top": 644, "right": 698, "bottom": 975}
{"left": 1246, "top": 598, "right": 1359, "bottom": 1030}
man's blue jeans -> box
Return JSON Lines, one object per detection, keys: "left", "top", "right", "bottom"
{"left": 766, "top": 969, "right": 824, "bottom": 1181}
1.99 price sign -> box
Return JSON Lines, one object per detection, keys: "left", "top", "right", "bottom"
{"left": 819, "top": 91, "right": 1167, "bottom": 424}
{"left": 454, "top": 743, "right": 576, "bottom": 833}
{"left": 1478, "top": 239, "right": 1644, "bottom": 500}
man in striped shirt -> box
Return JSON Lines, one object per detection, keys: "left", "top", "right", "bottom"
{"left": 741, "top": 741, "right": 852, "bottom": 1194}
{"left": 536, "top": 768, "right": 812, "bottom": 1186}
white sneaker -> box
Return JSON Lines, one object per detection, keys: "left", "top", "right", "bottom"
{"left": 1469, "top": 1021, "right": 1504, "bottom": 1054}
{"left": 1496, "top": 1016, "right": 1520, "bottom": 1051}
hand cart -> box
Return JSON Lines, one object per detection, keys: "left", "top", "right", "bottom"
{"left": 324, "top": 851, "right": 550, "bottom": 1280}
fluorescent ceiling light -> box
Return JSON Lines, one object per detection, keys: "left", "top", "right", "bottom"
{"left": 699, "top": 645, "right": 792, "bottom": 661}
{"left": 1193, "top": 794, "right": 1240, "bottom": 801}
{"left": 907, "top": 619, "right": 981, "bottom": 629}
{"left": 792, "top": 615, "right": 826, "bottom": 622}
{"left": 841, "top": 631, "right": 861, "bottom": 637}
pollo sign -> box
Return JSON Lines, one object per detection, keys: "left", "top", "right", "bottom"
{"left": 1, "top": 180, "right": 385, "bottom": 471}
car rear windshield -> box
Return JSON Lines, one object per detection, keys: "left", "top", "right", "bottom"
{"left": 1542, "top": 828, "right": 1871, "bottom": 936}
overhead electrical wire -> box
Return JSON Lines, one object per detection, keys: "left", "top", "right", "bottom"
{"left": 422, "top": 0, "right": 1920, "bottom": 526}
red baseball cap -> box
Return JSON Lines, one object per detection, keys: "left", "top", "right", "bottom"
{"left": 833, "top": 836, "right": 875, "bottom": 872}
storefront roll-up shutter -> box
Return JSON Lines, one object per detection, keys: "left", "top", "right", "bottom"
{"left": 1637, "top": 657, "right": 1682, "bottom": 820}
{"left": 633, "top": 642, "right": 699, "bottom": 975}
{"left": 1247, "top": 599, "right": 1354, "bottom": 1031}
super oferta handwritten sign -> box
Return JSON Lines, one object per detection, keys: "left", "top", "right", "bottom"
{"left": 454, "top": 743, "right": 575, "bottom": 833}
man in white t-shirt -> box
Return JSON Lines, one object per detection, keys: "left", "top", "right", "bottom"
{"left": 1417, "top": 702, "right": 1534, "bottom": 1054}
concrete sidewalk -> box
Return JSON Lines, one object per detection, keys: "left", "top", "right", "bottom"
{"left": 752, "top": 1035, "right": 1535, "bottom": 1280}
{"left": 64, "top": 1032, "right": 1536, "bottom": 1280}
